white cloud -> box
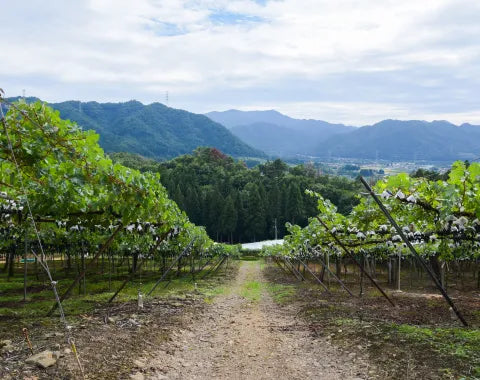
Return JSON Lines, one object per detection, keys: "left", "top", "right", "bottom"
{"left": 1, "top": 0, "right": 479, "bottom": 124}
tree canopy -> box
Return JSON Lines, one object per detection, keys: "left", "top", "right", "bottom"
{"left": 113, "top": 150, "right": 362, "bottom": 243}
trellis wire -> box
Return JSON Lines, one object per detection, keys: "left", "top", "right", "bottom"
{"left": 360, "top": 176, "right": 468, "bottom": 326}
{"left": 0, "top": 95, "right": 85, "bottom": 378}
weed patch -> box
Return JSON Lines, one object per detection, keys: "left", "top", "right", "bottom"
{"left": 241, "top": 281, "right": 262, "bottom": 302}
{"left": 265, "top": 283, "right": 296, "bottom": 304}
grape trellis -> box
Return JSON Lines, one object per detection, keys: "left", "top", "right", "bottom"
{"left": 262, "top": 161, "right": 480, "bottom": 326}
{"left": 0, "top": 98, "right": 239, "bottom": 375}
{"left": 0, "top": 98, "right": 239, "bottom": 301}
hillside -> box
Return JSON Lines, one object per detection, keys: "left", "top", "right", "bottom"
{"left": 230, "top": 122, "right": 310, "bottom": 156}
{"left": 206, "top": 110, "right": 480, "bottom": 162}
{"left": 5, "top": 98, "right": 265, "bottom": 160}
{"left": 320, "top": 119, "right": 480, "bottom": 161}
{"left": 112, "top": 149, "right": 360, "bottom": 242}
{"left": 206, "top": 109, "right": 298, "bottom": 129}
{"left": 206, "top": 109, "right": 354, "bottom": 157}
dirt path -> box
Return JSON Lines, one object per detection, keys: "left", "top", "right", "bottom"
{"left": 137, "top": 261, "right": 372, "bottom": 380}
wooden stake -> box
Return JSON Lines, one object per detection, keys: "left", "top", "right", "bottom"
{"left": 22, "top": 328, "right": 33, "bottom": 355}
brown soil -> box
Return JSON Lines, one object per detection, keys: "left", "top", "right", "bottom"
{"left": 6, "top": 259, "right": 476, "bottom": 379}
{"left": 136, "top": 260, "right": 372, "bottom": 380}
{"left": 264, "top": 260, "right": 480, "bottom": 379}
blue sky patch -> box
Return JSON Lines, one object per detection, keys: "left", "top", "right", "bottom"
{"left": 209, "top": 10, "right": 264, "bottom": 25}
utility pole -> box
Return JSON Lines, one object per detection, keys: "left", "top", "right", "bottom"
{"left": 22, "top": 89, "right": 26, "bottom": 99}
{"left": 165, "top": 91, "right": 169, "bottom": 106}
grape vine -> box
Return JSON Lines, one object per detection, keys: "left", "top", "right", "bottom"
{"left": 262, "top": 162, "right": 480, "bottom": 289}
{"left": 0, "top": 99, "right": 237, "bottom": 309}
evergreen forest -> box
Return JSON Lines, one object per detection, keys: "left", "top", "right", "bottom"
{"left": 112, "top": 148, "right": 361, "bottom": 243}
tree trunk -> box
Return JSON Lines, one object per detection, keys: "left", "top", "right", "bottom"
{"left": 325, "top": 252, "right": 330, "bottom": 286}
{"left": 101, "top": 251, "right": 105, "bottom": 274}
{"left": 8, "top": 245, "right": 15, "bottom": 280}
{"left": 132, "top": 251, "right": 139, "bottom": 273}
{"left": 336, "top": 256, "right": 341, "bottom": 277}
{"left": 319, "top": 261, "right": 326, "bottom": 282}
{"left": 388, "top": 258, "right": 393, "bottom": 285}
{"left": 440, "top": 260, "right": 446, "bottom": 290}
{"left": 429, "top": 255, "right": 442, "bottom": 285}
{"left": 66, "top": 252, "right": 72, "bottom": 274}
{"left": 177, "top": 256, "right": 182, "bottom": 277}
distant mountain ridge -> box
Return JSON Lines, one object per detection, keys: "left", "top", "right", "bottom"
{"left": 4, "top": 97, "right": 265, "bottom": 160}
{"left": 205, "top": 109, "right": 354, "bottom": 156}
{"left": 5, "top": 97, "right": 480, "bottom": 162}
{"left": 321, "top": 119, "right": 480, "bottom": 161}
{"left": 206, "top": 110, "right": 480, "bottom": 161}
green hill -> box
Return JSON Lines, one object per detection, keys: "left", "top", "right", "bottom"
{"left": 4, "top": 98, "right": 265, "bottom": 160}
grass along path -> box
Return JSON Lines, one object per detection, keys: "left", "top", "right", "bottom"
{"left": 140, "top": 260, "right": 372, "bottom": 379}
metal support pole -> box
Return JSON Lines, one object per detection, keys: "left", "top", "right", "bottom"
{"left": 146, "top": 239, "right": 195, "bottom": 296}
{"left": 284, "top": 257, "right": 305, "bottom": 281}
{"left": 297, "top": 259, "right": 330, "bottom": 293}
{"left": 199, "top": 255, "right": 226, "bottom": 280}
{"left": 316, "top": 216, "right": 396, "bottom": 307}
{"left": 359, "top": 176, "right": 468, "bottom": 326}
{"left": 279, "top": 257, "right": 301, "bottom": 280}
{"left": 47, "top": 225, "right": 122, "bottom": 316}
{"left": 190, "top": 256, "right": 213, "bottom": 281}
{"left": 273, "top": 257, "right": 290, "bottom": 275}
{"left": 312, "top": 249, "right": 354, "bottom": 296}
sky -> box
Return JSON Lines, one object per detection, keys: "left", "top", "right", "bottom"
{"left": 1, "top": 0, "right": 480, "bottom": 126}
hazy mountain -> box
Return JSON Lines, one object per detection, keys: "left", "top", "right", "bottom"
{"left": 206, "top": 109, "right": 298, "bottom": 129}
{"left": 206, "top": 110, "right": 480, "bottom": 162}
{"left": 6, "top": 98, "right": 480, "bottom": 162}
{"left": 5, "top": 98, "right": 265, "bottom": 160}
{"left": 206, "top": 109, "right": 354, "bottom": 156}
{"left": 320, "top": 119, "right": 480, "bottom": 161}
{"left": 230, "top": 122, "right": 309, "bottom": 156}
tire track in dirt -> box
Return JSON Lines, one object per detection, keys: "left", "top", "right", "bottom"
{"left": 139, "top": 260, "right": 371, "bottom": 380}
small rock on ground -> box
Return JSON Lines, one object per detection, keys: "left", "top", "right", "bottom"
{"left": 25, "top": 350, "right": 57, "bottom": 368}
